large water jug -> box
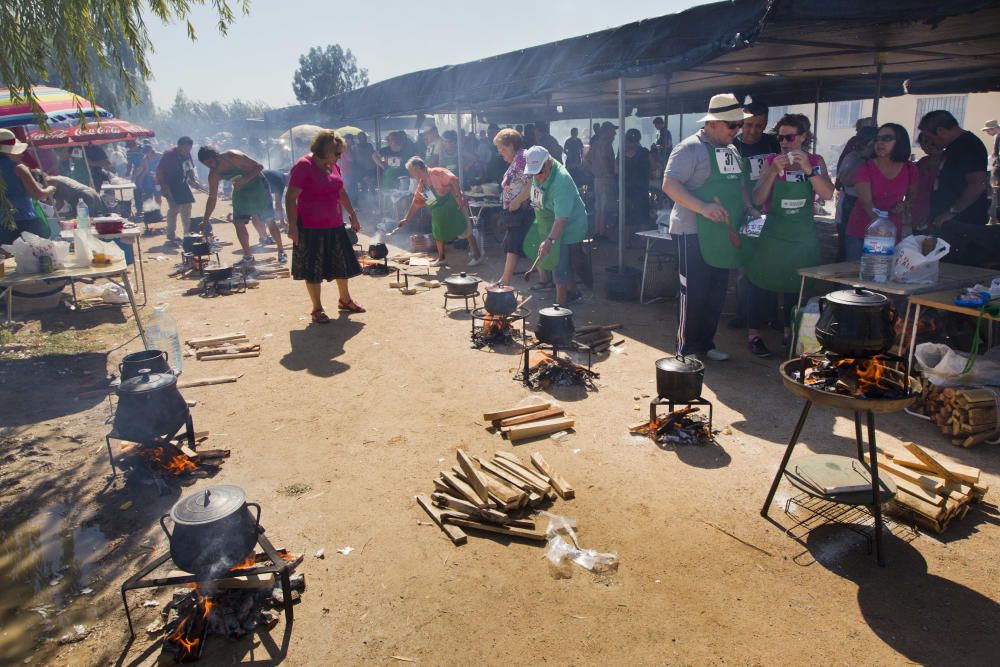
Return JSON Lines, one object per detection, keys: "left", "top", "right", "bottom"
{"left": 859, "top": 209, "right": 895, "bottom": 284}
{"left": 145, "top": 306, "right": 183, "bottom": 374}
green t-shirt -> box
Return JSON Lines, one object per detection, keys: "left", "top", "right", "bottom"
{"left": 425, "top": 138, "right": 444, "bottom": 166}
{"left": 532, "top": 161, "right": 588, "bottom": 244}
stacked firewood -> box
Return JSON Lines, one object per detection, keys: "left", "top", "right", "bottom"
{"left": 572, "top": 323, "right": 624, "bottom": 355}
{"left": 920, "top": 385, "right": 999, "bottom": 447}
{"left": 186, "top": 332, "right": 261, "bottom": 361}
{"left": 483, "top": 402, "right": 575, "bottom": 441}
{"left": 864, "top": 442, "right": 989, "bottom": 534}
{"left": 416, "top": 449, "right": 575, "bottom": 546}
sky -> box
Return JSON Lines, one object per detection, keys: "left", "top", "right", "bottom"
{"left": 145, "top": 0, "right": 701, "bottom": 110}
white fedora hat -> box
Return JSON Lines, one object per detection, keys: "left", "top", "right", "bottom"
{"left": 698, "top": 93, "right": 752, "bottom": 123}
{"left": 981, "top": 119, "right": 999, "bottom": 132}
{"left": 0, "top": 128, "right": 28, "bottom": 156}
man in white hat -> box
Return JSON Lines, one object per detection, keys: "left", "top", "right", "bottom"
{"left": 0, "top": 129, "right": 56, "bottom": 246}
{"left": 524, "top": 145, "right": 588, "bottom": 306}
{"left": 662, "top": 93, "right": 759, "bottom": 361}
{"left": 982, "top": 119, "right": 999, "bottom": 221}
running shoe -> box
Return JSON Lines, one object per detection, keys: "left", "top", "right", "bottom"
{"left": 467, "top": 254, "right": 486, "bottom": 267}
{"left": 705, "top": 348, "right": 731, "bottom": 361}
{"left": 748, "top": 336, "right": 771, "bottom": 358}
{"left": 277, "top": 252, "right": 287, "bottom": 264}
{"left": 235, "top": 255, "right": 255, "bottom": 268}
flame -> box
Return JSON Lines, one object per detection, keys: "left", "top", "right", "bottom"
{"left": 230, "top": 553, "right": 257, "bottom": 571}
{"left": 831, "top": 357, "right": 899, "bottom": 396}
{"left": 482, "top": 314, "right": 512, "bottom": 336}
{"left": 166, "top": 590, "right": 214, "bottom": 660}
{"left": 141, "top": 445, "right": 198, "bottom": 476}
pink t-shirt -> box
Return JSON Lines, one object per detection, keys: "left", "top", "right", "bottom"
{"left": 846, "top": 160, "right": 919, "bottom": 239}
{"left": 288, "top": 155, "right": 344, "bottom": 229}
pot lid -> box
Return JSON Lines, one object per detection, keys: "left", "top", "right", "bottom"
{"left": 539, "top": 304, "right": 573, "bottom": 317}
{"left": 487, "top": 284, "right": 515, "bottom": 294}
{"left": 824, "top": 288, "right": 888, "bottom": 308}
{"left": 656, "top": 355, "right": 704, "bottom": 373}
{"left": 171, "top": 485, "right": 247, "bottom": 525}
{"left": 117, "top": 370, "right": 177, "bottom": 394}
{"left": 445, "top": 272, "right": 480, "bottom": 285}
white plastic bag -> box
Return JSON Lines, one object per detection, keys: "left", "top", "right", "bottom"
{"left": 893, "top": 235, "right": 950, "bottom": 284}
{"left": 544, "top": 514, "right": 618, "bottom": 575}
{"left": 914, "top": 342, "right": 1000, "bottom": 386}
{"left": 795, "top": 297, "right": 822, "bottom": 355}
{"left": 1, "top": 232, "right": 70, "bottom": 273}
{"left": 97, "top": 238, "right": 125, "bottom": 263}
{"left": 69, "top": 230, "right": 97, "bottom": 268}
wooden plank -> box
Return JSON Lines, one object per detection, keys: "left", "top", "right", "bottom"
{"left": 493, "top": 455, "right": 551, "bottom": 490}
{"left": 890, "top": 449, "right": 981, "bottom": 484}
{"left": 902, "top": 443, "right": 966, "bottom": 484}
{"left": 504, "top": 417, "right": 575, "bottom": 442}
{"left": 177, "top": 375, "right": 242, "bottom": 389}
{"left": 476, "top": 458, "right": 534, "bottom": 493}
{"left": 892, "top": 491, "right": 946, "bottom": 521}
{"left": 193, "top": 448, "right": 230, "bottom": 459}
{"left": 530, "top": 453, "right": 576, "bottom": 500}
{"left": 200, "top": 351, "right": 260, "bottom": 361}
{"left": 416, "top": 494, "right": 467, "bottom": 545}
{"left": 497, "top": 408, "right": 566, "bottom": 428}
{"left": 864, "top": 454, "right": 945, "bottom": 493}
{"left": 483, "top": 402, "right": 552, "bottom": 422}
{"left": 492, "top": 459, "right": 550, "bottom": 495}
{"left": 456, "top": 450, "right": 491, "bottom": 505}
{"left": 186, "top": 332, "right": 249, "bottom": 348}
{"left": 196, "top": 344, "right": 260, "bottom": 360}
{"left": 442, "top": 517, "right": 547, "bottom": 543}
{"left": 431, "top": 493, "right": 510, "bottom": 524}
{"left": 440, "top": 471, "right": 490, "bottom": 508}
{"left": 882, "top": 474, "right": 945, "bottom": 507}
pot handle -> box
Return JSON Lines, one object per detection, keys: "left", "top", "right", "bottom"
{"left": 159, "top": 514, "right": 173, "bottom": 540}
{"left": 246, "top": 502, "right": 262, "bottom": 533}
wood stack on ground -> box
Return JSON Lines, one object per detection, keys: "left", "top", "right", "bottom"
{"left": 483, "top": 402, "right": 575, "bottom": 441}
{"left": 864, "top": 442, "right": 990, "bottom": 533}
{"left": 417, "top": 449, "right": 575, "bottom": 546}
{"left": 186, "top": 332, "right": 261, "bottom": 361}
{"left": 919, "top": 385, "right": 999, "bottom": 446}
{"left": 573, "top": 323, "right": 623, "bottom": 354}
{"left": 254, "top": 262, "right": 290, "bottom": 280}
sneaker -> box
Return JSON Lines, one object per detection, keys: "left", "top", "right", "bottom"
{"left": 705, "top": 348, "right": 730, "bottom": 362}
{"left": 428, "top": 258, "right": 446, "bottom": 267}
{"left": 564, "top": 291, "right": 584, "bottom": 306}
{"left": 748, "top": 336, "right": 771, "bottom": 358}
{"left": 235, "top": 255, "right": 255, "bottom": 268}
{"left": 467, "top": 254, "right": 486, "bottom": 267}
{"left": 277, "top": 252, "right": 287, "bottom": 264}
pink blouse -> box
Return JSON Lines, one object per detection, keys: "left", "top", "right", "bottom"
{"left": 846, "top": 160, "right": 919, "bottom": 239}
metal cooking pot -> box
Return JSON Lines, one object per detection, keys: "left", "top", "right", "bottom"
{"left": 119, "top": 349, "right": 171, "bottom": 380}
{"left": 655, "top": 355, "right": 705, "bottom": 402}
{"left": 204, "top": 263, "right": 233, "bottom": 281}
{"left": 536, "top": 304, "right": 575, "bottom": 346}
{"left": 445, "top": 272, "right": 480, "bottom": 296}
{"left": 113, "top": 370, "right": 189, "bottom": 442}
{"left": 160, "top": 485, "right": 261, "bottom": 576}
{"left": 368, "top": 243, "right": 388, "bottom": 260}
{"left": 815, "top": 288, "right": 897, "bottom": 357}
{"left": 484, "top": 284, "right": 517, "bottom": 316}
{"left": 182, "top": 233, "right": 206, "bottom": 253}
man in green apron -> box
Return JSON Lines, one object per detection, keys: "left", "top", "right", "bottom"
{"left": 662, "top": 93, "right": 759, "bottom": 360}
{"left": 523, "top": 146, "right": 588, "bottom": 306}
{"left": 397, "top": 157, "right": 484, "bottom": 268}
{"left": 198, "top": 146, "right": 287, "bottom": 266}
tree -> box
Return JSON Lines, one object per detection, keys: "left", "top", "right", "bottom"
{"left": 292, "top": 45, "right": 369, "bottom": 104}
{"left": 1, "top": 0, "right": 249, "bottom": 124}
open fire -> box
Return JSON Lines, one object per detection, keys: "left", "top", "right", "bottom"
{"left": 792, "top": 355, "right": 909, "bottom": 399}
{"left": 516, "top": 351, "right": 599, "bottom": 389}
{"left": 630, "top": 406, "right": 711, "bottom": 446}
{"left": 140, "top": 444, "right": 199, "bottom": 476}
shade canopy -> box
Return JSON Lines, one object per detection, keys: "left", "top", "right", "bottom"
{"left": 27, "top": 119, "right": 154, "bottom": 147}
{"left": 0, "top": 86, "right": 113, "bottom": 128}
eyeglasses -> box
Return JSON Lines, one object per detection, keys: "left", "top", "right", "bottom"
{"left": 778, "top": 133, "right": 800, "bottom": 142}
{"left": 726, "top": 122, "right": 742, "bottom": 130}
{"left": 875, "top": 134, "right": 896, "bottom": 143}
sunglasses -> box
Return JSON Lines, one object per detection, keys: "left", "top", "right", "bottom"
{"left": 725, "top": 122, "right": 742, "bottom": 130}
{"left": 778, "top": 133, "right": 800, "bottom": 142}
{"left": 875, "top": 134, "right": 896, "bottom": 143}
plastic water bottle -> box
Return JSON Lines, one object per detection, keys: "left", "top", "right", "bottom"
{"left": 859, "top": 209, "right": 895, "bottom": 283}
{"left": 76, "top": 200, "right": 91, "bottom": 231}
{"left": 145, "top": 306, "right": 183, "bottom": 374}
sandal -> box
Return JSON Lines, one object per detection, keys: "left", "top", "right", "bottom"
{"left": 311, "top": 309, "right": 331, "bottom": 324}
{"left": 530, "top": 280, "right": 554, "bottom": 291}
{"left": 338, "top": 299, "right": 366, "bottom": 313}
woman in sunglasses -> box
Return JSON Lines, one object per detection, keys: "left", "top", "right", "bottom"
{"left": 747, "top": 114, "right": 834, "bottom": 357}
{"left": 843, "top": 123, "right": 919, "bottom": 260}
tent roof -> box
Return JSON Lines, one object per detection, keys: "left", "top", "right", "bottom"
{"left": 266, "top": 0, "right": 1000, "bottom": 125}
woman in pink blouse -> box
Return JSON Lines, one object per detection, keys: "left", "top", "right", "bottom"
{"left": 285, "top": 129, "right": 364, "bottom": 324}
{"left": 844, "top": 123, "right": 919, "bottom": 260}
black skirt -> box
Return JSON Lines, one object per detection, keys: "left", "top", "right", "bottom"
{"left": 292, "top": 223, "right": 362, "bottom": 282}
{"left": 501, "top": 207, "right": 534, "bottom": 256}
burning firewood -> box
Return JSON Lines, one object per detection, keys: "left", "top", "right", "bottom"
{"left": 516, "top": 352, "right": 599, "bottom": 390}
{"left": 629, "top": 407, "right": 711, "bottom": 446}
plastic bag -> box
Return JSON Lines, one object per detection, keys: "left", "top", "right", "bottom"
{"left": 893, "top": 235, "right": 950, "bottom": 284}
{"left": 795, "top": 297, "right": 822, "bottom": 355}
{"left": 914, "top": 342, "right": 1000, "bottom": 387}
{"left": 96, "top": 238, "right": 125, "bottom": 264}
{"left": 544, "top": 515, "right": 618, "bottom": 575}
{"left": 1, "top": 232, "right": 70, "bottom": 273}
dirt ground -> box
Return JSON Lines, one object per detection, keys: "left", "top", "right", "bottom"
{"left": 1, "top": 191, "right": 998, "bottom": 666}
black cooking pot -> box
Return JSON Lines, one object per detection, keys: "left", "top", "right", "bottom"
{"left": 368, "top": 243, "right": 388, "bottom": 260}
{"left": 445, "top": 272, "right": 480, "bottom": 296}
{"left": 160, "top": 485, "right": 261, "bottom": 576}
{"left": 815, "top": 288, "right": 897, "bottom": 357}
{"left": 114, "top": 370, "right": 189, "bottom": 442}
{"left": 183, "top": 233, "right": 210, "bottom": 255}
{"left": 484, "top": 284, "right": 517, "bottom": 316}
{"left": 655, "top": 355, "right": 704, "bottom": 402}
{"left": 119, "top": 349, "right": 170, "bottom": 380}
{"left": 204, "top": 263, "right": 233, "bottom": 281}
{"left": 536, "top": 304, "right": 575, "bottom": 346}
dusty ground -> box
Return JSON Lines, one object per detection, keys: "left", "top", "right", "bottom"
{"left": 1, "top": 191, "right": 998, "bottom": 666}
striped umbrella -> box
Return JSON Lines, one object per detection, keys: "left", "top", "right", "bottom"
{"left": 27, "top": 119, "right": 155, "bottom": 147}
{"left": 0, "top": 86, "right": 112, "bottom": 128}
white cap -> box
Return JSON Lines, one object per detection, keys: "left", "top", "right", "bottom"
{"left": 524, "top": 145, "right": 550, "bottom": 175}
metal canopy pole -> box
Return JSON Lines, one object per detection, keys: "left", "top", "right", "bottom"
{"left": 813, "top": 81, "right": 821, "bottom": 155}
{"left": 374, "top": 117, "right": 382, "bottom": 222}
{"left": 617, "top": 77, "right": 625, "bottom": 273}
{"left": 455, "top": 107, "right": 465, "bottom": 187}
{"left": 872, "top": 53, "right": 886, "bottom": 124}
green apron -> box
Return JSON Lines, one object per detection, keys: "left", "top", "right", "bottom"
{"left": 425, "top": 189, "right": 467, "bottom": 242}
{"left": 523, "top": 207, "right": 560, "bottom": 271}
{"left": 221, "top": 169, "right": 272, "bottom": 220}
{"left": 694, "top": 143, "right": 746, "bottom": 268}
{"left": 742, "top": 154, "right": 773, "bottom": 187}
{"left": 746, "top": 170, "right": 820, "bottom": 293}
{"left": 381, "top": 154, "right": 407, "bottom": 190}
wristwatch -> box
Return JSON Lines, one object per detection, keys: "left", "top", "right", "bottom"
{"left": 807, "top": 166, "right": 822, "bottom": 178}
